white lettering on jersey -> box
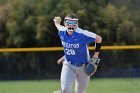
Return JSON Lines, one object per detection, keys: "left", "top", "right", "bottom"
{"left": 62, "top": 41, "right": 79, "bottom": 48}
{"left": 66, "top": 49, "right": 75, "bottom": 55}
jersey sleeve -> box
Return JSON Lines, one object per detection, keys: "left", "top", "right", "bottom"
{"left": 82, "top": 30, "right": 96, "bottom": 44}
{"left": 56, "top": 25, "right": 67, "bottom": 32}
{"left": 57, "top": 26, "right": 67, "bottom": 37}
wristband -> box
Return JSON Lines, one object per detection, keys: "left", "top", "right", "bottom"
{"left": 94, "top": 43, "right": 102, "bottom": 52}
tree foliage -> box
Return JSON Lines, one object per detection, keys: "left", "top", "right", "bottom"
{"left": 0, "top": 0, "right": 139, "bottom": 47}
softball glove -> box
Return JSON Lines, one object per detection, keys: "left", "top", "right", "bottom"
{"left": 84, "top": 58, "right": 101, "bottom": 76}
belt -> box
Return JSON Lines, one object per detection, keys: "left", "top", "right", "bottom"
{"left": 70, "top": 62, "right": 85, "bottom": 67}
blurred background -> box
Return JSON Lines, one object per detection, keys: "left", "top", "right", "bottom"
{"left": 0, "top": 0, "right": 140, "bottom": 82}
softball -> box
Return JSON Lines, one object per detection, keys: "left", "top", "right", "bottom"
{"left": 55, "top": 16, "right": 61, "bottom": 22}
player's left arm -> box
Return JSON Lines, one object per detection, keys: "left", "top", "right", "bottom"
{"left": 84, "top": 34, "right": 102, "bottom": 76}
{"left": 92, "top": 34, "right": 102, "bottom": 58}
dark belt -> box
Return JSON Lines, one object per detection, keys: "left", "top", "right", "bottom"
{"left": 70, "top": 62, "right": 85, "bottom": 67}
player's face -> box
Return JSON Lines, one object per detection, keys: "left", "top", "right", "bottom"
{"left": 64, "top": 18, "right": 78, "bottom": 32}
{"left": 65, "top": 22, "right": 77, "bottom": 32}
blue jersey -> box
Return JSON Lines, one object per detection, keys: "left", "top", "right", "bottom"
{"left": 57, "top": 26, "right": 96, "bottom": 64}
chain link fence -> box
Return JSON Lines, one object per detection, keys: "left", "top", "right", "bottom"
{"left": 0, "top": 47, "right": 140, "bottom": 80}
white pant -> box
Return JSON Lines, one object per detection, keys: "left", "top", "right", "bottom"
{"left": 60, "top": 61, "right": 90, "bottom": 93}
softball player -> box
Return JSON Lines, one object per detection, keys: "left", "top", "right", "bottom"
{"left": 53, "top": 13, "right": 102, "bottom": 93}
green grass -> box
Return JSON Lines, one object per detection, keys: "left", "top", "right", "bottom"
{"left": 0, "top": 78, "right": 140, "bottom": 93}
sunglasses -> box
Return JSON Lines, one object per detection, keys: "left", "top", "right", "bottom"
{"left": 65, "top": 21, "right": 78, "bottom": 25}
{"left": 64, "top": 17, "right": 78, "bottom": 25}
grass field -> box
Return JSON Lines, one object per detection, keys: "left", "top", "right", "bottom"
{"left": 0, "top": 78, "right": 140, "bottom": 93}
